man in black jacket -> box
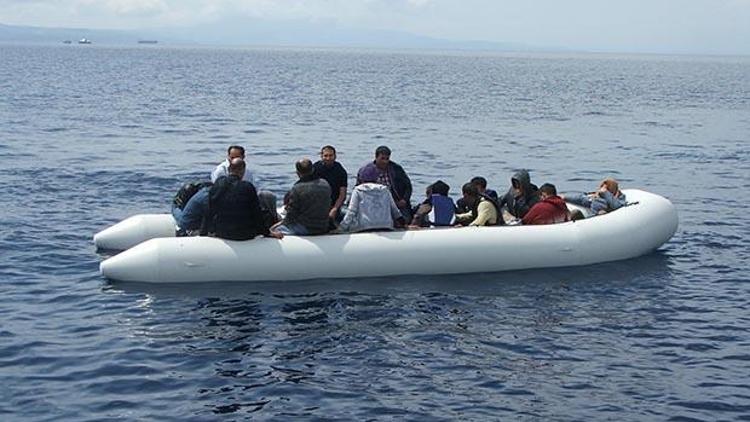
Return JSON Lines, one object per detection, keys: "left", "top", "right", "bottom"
{"left": 357, "top": 145, "right": 413, "bottom": 221}
{"left": 209, "top": 158, "right": 283, "bottom": 241}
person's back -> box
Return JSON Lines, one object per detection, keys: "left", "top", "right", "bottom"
{"left": 340, "top": 182, "right": 402, "bottom": 232}
{"left": 277, "top": 158, "right": 332, "bottom": 235}
{"left": 209, "top": 175, "right": 268, "bottom": 240}
{"left": 428, "top": 194, "right": 456, "bottom": 226}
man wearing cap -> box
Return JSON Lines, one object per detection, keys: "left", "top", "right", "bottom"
{"left": 357, "top": 145, "right": 413, "bottom": 221}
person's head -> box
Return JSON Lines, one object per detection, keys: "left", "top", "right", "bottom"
{"left": 462, "top": 182, "right": 479, "bottom": 206}
{"left": 228, "top": 157, "right": 246, "bottom": 178}
{"left": 600, "top": 178, "right": 619, "bottom": 194}
{"left": 358, "top": 163, "right": 380, "bottom": 184}
{"left": 374, "top": 145, "right": 391, "bottom": 169}
{"left": 227, "top": 145, "right": 245, "bottom": 161}
{"left": 539, "top": 183, "right": 557, "bottom": 199}
{"left": 295, "top": 158, "right": 314, "bottom": 177}
{"left": 431, "top": 180, "right": 450, "bottom": 197}
{"left": 320, "top": 145, "right": 337, "bottom": 166}
{"left": 470, "top": 176, "right": 488, "bottom": 193}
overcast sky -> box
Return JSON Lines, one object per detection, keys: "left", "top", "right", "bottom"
{"left": 1, "top": 0, "right": 749, "bottom": 54}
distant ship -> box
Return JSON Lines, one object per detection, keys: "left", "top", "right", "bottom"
{"left": 78, "top": 38, "right": 92, "bottom": 44}
{"left": 138, "top": 40, "right": 158, "bottom": 44}
{"left": 63, "top": 40, "right": 72, "bottom": 44}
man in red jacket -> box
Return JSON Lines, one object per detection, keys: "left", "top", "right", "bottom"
{"left": 522, "top": 183, "right": 571, "bottom": 225}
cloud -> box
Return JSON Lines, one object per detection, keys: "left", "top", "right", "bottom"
{"left": 74, "top": 0, "right": 168, "bottom": 17}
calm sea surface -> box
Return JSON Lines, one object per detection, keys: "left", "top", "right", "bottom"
{"left": 1, "top": 44, "right": 749, "bottom": 420}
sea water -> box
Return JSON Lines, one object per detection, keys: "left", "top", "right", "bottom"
{"left": 1, "top": 44, "right": 749, "bottom": 420}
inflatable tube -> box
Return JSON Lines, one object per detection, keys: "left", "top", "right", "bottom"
{"left": 99, "top": 189, "right": 678, "bottom": 283}
{"left": 93, "top": 214, "right": 176, "bottom": 251}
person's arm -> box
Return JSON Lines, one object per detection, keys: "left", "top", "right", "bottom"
{"left": 454, "top": 210, "right": 472, "bottom": 223}
{"left": 469, "top": 200, "right": 494, "bottom": 226}
{"left": 179, "top": 189, "right": 209, "bottom": 230}
{"left": 521, "top": 203, "right": 541, "bottom": 225}
{"left": 330, "top": 186, "right": 347, "bottom": 218}
{"left": 210, "top": 162, "right": 224, "bottom": 183}
{"left": 339, "top": 188, "right": 360, "bottom": 231}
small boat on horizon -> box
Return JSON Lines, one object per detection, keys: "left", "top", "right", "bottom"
{"left": 63, "top": 40, "right": 72, "bottom": 44}
{"left": 78, "top": 38, "right": 92, "bottom": 44}
{"left": 138, "top": 40, "right": 158, "bottom": 44}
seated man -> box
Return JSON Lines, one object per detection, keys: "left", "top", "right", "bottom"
{"left": 497, "top": 170, "right": 539, "bottom": 220}
{"left": 312, "top": 145, "right": 348, "bottom": 222}
{"left": 456, "top": 176, "right": 497, "bottom": 214}
{"left": 522, "top": 183, "right": 570, "bottom": 225}
{"left": 209, "top": 158, "right": 282, "bottom": 240}
{"left": 357, "top": 145, "right": 413, "bottom": 222}
{"left": 272, "top": 158, "right": 331, "bottom": 236}
{"left": 410, "top": 180, "right": 456, "bottom": 227}
{"left": 562, "top": 178, "right": 627, "bottom": 216}
{"left": 455, "top": 183, "right": 502, "bottom": 227}
{"left": 171, "top": 181, "right": 212, "bottom": 235}
{"left": 211, "top": 145, "right": 256, "bottom": 185}
{"left": 340, "top": 163, "right": 405, "bottom": 233}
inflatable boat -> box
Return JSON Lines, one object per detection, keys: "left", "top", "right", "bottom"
{"left": 97, "top": 189, "right": 678, "bottom": 283}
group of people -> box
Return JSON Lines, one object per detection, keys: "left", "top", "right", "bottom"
{"left": 171, "top": 144, "right": 628, "bottom": 241}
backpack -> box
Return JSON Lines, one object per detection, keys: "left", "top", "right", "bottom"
{"left": 173, "top": 181, "right": 213, "bottom": 210}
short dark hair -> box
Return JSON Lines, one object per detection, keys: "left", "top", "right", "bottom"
{"left": 296, "top": 158, "right": 314, "bottom": 176}
{"left": 227, "top": 145, "right": 245, "bottom": 156}
{"left": 470, "top": 176, "right": 488, "bottom": 189}
{"left": 431, "top": 180, "right": 450, "bottom": 196}
{"left": 375, "top": 145, "right": 391, "bottom": 157}
{"left": 321, "top": 145, "right": 336, "bottom": 155}
{"left": 539, "top": 183, "right": 557, "bottom": 196}
{"left": 462, "top": 182, "right": 479, "bottom": 196}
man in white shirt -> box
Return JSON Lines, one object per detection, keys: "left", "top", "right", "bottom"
{"left": 211, "top": 145, "right": 256, "bottom": 185}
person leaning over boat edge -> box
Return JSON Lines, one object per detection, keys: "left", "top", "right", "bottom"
{"left": 357, "top": 145, "right": 413, "bottom": 222}
{"left": 272, "top": 158, "right": 331, "bottom": 236}
{"left": 312, "top": 144, "right": 348, "bottom": 222}
{"left": 562, "top": 178, "right": 627, "bottom": 216}
{"left": 497, "top": 169, "right": 539, "bottom": 220}
{"left": 521, "top": 183, "right": 570, "bottom": 225}
{"left": 340, "top": 163, "right": 405, "bottom": 233}
{"left": 211, "top": 145, "right": 256, "bottom": 185}
{"left": 454, "top": 182, "right": 502, "bottom": 227}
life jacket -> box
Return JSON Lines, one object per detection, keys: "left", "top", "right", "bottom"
{"left": 471, "top": 193, "right": 504, "bottom": 226}
{"left": 428, "top": 194, "right": 456, "bottom": 226}
{"left": 173, "top": 181, "right": 213, "bottom": 210}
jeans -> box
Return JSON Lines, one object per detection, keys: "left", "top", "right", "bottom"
{"left": 274, "top": 222, "right": 311, "bottom": 236}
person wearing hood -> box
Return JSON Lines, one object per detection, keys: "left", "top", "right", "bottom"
{"left": 340, "top": 163, "right": 405, "bottom": 233}
{"left": 522, "top": 183, "right": 570, "bottom": 225}
{"left": 498, "top": 169, "right": 540, "bottom": 219}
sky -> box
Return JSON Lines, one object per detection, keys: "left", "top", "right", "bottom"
{"left": 1, "top": 0, "right": 749, "bottom": 54}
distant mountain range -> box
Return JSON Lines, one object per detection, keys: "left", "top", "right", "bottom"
{"left": 0, "top": 21, "right": 559, "bottom": 52}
